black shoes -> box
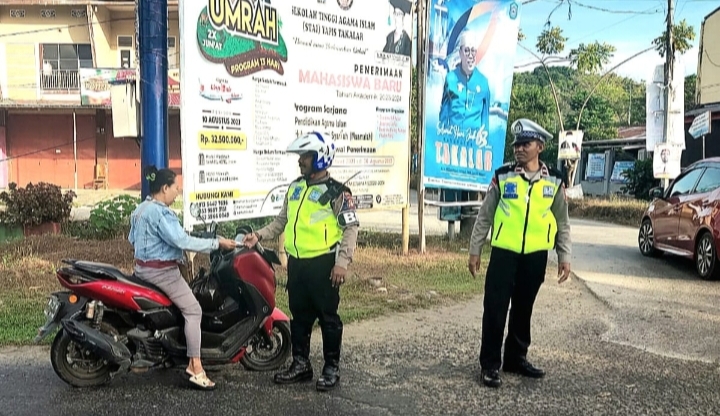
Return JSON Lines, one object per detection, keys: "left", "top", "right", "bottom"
{"left": 273, "top": 357, "right": 313, "bottom": 384}
{"left": 481, "top": 369, "right": 502, "bottom": 388}
{"left": 315, "top": 362, "right": 340, "bottom": 392}
{"left": 481, "top": 359, "right": 545, "bottom": 388}
{"left": 503, "top": 359, "right": 545, "bottom": 378}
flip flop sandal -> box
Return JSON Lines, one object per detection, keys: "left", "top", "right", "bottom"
{"left": 188, "top": 371, "right": 216, "bottom": 391}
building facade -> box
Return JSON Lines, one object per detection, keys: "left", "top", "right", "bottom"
{"left": 0, "top": 0, "right": 182, "bottom": 190}
{"left": 684, "top": 6, "right": 720, "bottom": 166}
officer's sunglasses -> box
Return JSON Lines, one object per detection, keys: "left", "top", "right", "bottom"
{"left": 513, "top": 141, "right": 534, "bottom": 149}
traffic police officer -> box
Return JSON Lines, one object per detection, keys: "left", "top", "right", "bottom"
{"left": 467, "top": 118, "right": 572, "bottom": 388}
{"left": 243, "top": 132, "right": 359, "bottom": 392}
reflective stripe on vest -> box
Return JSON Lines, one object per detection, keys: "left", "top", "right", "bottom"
{"left": 284, "top": 179, "right": 344, "bottom": 259}
{"left": 490, "top": 172, "right": 560, "bottom": 254}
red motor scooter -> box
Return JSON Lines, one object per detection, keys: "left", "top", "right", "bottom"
{"left": 34, "top": 220, "right": 291, "bottom": 388}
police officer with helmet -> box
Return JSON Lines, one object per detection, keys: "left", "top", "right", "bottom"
{"left": 242, "top": 132, "right": 359, "bottom": 392}
{"left": 467, "top": 118, "right": 572, "bottom": 388}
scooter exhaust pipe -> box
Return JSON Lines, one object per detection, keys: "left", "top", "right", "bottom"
{"left": 61, "top": 320, "right": 132, "bottom": 374}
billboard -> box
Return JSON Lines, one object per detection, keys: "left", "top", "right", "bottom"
{"left": 178, "top": 0, "right": 412, "bottom": 227}
{"left": 421, "top": 0, "right": 521, "bottom": 191}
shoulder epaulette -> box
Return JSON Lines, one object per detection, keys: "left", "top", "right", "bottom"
{"left": 495, "top": 162, "right": 516, "bottom": 175}
{"left": 327, "top": 177, "right": 351, "bottom": 194}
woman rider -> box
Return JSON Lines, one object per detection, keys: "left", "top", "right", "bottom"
{"left": 128, "top": 166, "right": 237, "bottom": 390}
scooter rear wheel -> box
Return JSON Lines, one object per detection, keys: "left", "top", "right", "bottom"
{"left": 50, "top": 321, "right": 119, "bottom": 388}
{"left": 240, "top": 321, "right": 291, "bottom": 371}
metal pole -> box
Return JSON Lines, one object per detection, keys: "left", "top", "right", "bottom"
{"left": 73, "top": 110, "right": 78, "bottom": 190}
{"left": 139, "top": 0, "right": 169, "bottom": 199}
{"left": 417, "top": 0, "right": 430, "bottom": 254}
{"left": 448, "top": 221, "right": 455, "bottom": 241}
{"left": 662, "top": 0, "right": 674, "bottom": 189}
{"left": 703, "top": 134, "right": 706, "bottom": 159}
{"left": 415, "top": 0, "right": 430, "bottom": 254}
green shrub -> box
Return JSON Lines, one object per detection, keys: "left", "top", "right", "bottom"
{"left": 621, "top": 159, "right": 659, "bottom": 201}
{"left": 64, "top": 195, "right": 140, "bottom": 240}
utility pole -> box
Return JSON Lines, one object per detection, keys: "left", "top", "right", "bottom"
{"left": 139, "top": 0, "right": 170, "bottom": 199}
{"left": 662, "top": 0, "right": 674, "bottom": 189}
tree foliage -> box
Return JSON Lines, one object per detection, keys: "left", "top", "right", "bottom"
{"left": 570, "top": 42, "right": 616, "bottom": 75}
{"left": 653, "top": 19, "right": 696, "bottom": 57}
{"left": 685, "top": 74, "right": 697, "bottom": 111}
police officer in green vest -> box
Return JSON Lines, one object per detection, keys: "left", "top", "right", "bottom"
{"left": 242, "top": 132, "right": 359, "bottom": 392}
{"left": 467, "top": 118, "right": 572, "bottom": 388}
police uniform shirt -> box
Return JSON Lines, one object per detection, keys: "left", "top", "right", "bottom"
{"left": 469, "top": 162, "right": 572, "bottom": 263}
{"left": 255, "top": 174, "right": 359, "bottom": 269}
{"left": 439, "top": 65, "right": 490, "bottom": 130}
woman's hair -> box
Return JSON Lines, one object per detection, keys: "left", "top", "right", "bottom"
{"left": 143, "top": 165, "right": 177, "bottom": 195}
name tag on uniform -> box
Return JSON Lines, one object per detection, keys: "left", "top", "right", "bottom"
{"left": 542, "top": 185, "right": 554, "bottom": 198}
{"left": 503, "top": 183, "right": 518, "bottom": 199}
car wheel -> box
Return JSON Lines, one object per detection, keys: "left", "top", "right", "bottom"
{"left": 638, "top": 219, "right": 661, "bottom": 257}
{"left": 695, "top": 232, "right": 720, "bottom": 281}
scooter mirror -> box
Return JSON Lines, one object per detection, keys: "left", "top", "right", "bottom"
{"left": 189, "top": 203, "right": 203, "bottom": 220}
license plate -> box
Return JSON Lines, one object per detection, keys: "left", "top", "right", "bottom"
{"left": 34, "top": 295, "right": 61, "bottom": 342}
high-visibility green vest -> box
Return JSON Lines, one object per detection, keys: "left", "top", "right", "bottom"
{"left": 284, "top": 178, "right": 343, "bottom": 259}
{"left": 490, "top": 167, "right": 562, "bottom": 254}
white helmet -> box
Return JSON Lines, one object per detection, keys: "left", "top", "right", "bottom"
{"left": 286, "top": 131, "right": 336, "bottom": 171}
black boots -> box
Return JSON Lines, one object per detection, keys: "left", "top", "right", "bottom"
{"left": 272, "top": 357, "right": 341, "bottom": 391}
{"left": 275, "top": 319, "right": 314, "bottom": 384}
{"left": 273, "top": 356, "right": 314, "bottom": 384}
{"left": 315, "top": 322, "right": 342, "bottom": 391}
{"left": 275, "top": 319, "right": 343, "bottom": 391}
{"left": 316, "top": 360, "right": 340, "bottom": 391}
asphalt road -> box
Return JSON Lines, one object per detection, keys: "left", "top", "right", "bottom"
{"left": 2, "top": 217, "right": 720, "bottom": 415}
{"left": 556, "top": 218, "right": 720, "bottom": 364}
{"left": 2, "top": 269, "right": 720, "bottom": 415}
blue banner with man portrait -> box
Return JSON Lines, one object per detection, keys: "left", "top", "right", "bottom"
{"left": 421, "top": 0, "right": 521, "bottom": 191}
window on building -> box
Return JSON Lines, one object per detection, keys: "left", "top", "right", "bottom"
{"left": 40, "top": 43, "right": 93, "bottom": 90}
{"left": 118, "top": 36, "right": 134, "bottom": 68}
{"left": 168, "top": 36, "right": 178, "bottom": 68}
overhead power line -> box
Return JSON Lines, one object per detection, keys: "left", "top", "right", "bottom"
{"left": 569, "top": 0, "right": 660, "bottom": 14}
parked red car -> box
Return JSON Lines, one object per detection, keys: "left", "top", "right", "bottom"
{"left": 639, "top": 158, "right": 720, "bottom": 280}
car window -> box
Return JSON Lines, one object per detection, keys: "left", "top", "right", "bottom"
{"left": 694, "top": 167, "right": 720, "bottom": 194}
{"left": 668, "top": 168, "right": 704, "bottom": 197}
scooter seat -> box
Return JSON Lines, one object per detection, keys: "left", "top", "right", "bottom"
{"left": 72, "top": 260, "right": 166, "bottom": 295}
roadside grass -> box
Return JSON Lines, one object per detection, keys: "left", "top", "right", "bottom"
{"left": 568, "top": 196, "right": 647, "bottom": 227}
{"left": 0, "top": 231, "right": 486, "bottom": 346}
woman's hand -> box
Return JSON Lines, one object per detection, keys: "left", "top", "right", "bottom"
{"left": 218, "top": 237, "right": 237, "bottom": 251}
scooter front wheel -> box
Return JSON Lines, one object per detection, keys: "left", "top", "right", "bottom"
{"left": 240, "top": 321, "right": 291, "bottom": 371}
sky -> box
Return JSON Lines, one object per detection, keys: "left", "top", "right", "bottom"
{"left": 512, "top": 0, "right": 719, "bottom": 82}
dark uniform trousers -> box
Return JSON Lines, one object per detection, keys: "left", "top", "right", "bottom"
{"left": 480, "top": 246, "right": 548, "bottom": 370}
{"left": 286, "top": 252, "right": 343, "bottom": 366}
